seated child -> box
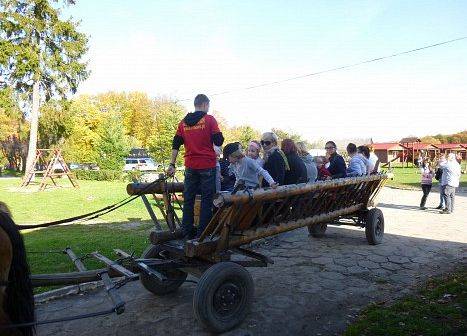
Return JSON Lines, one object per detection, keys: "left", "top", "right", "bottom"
{"left": 223, "top": 142, "right": 278, "bottom": 189}
{"left": 247, "top": 140, "right": 264, "bottom": 167}
{"left": 316, "top": 156, "right": 331, "bottom": 180}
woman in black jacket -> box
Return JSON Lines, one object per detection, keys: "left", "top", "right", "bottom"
{"left": 281, "top": 138, "right": 307, "bottom": 185}
{"left": 261, "top": 132, "right": 288, "bottom": 186}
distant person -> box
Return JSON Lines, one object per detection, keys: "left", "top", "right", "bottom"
{"left": 439, "top": 153, "right": 461, "bottom": 214}
{"left": 167, "top": 94, "right": 224, "bottom": 239}
{"left": 346, "top": 143, "right": 367, "bottom": 177}
{"left": 419, "top": 160, "right": 434, "bottom": 210}
{"left": 219, "top": 153, "right": 235, "bottom": 192}
{"left": 435, "top": 154, "right": 446, "bottom": 210}
{"left": 316, "top": 156, "right": 331, "bottom": 180}
{"left": 281, "top": 139, "right": 307, "bottom": 185}
{"left": 296, "top": 141, "right": 318, "bottom": 182}
{"left": 368, "top": 145, "right": 380, "bottom": 173}
{"left": 214, "top": 146, "right": 222, "bottom": 193}
{"left": 261, "top": 132, "right": 288, "bottom": 186}
{"left": 223, "top": 142, "right": 277, "bottom": 189}
{"left": 324, "top": 141, "right": 346, "bottom": 179}
{"left": 357, "top": 145, "right": 372, "bottom": 175}
{"left": 247, "top": 140, "right": 264, "bottom": 167}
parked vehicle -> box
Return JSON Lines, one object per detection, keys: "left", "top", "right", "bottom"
{"left": 123, "top": 157, "right": 160, "bottom": 171}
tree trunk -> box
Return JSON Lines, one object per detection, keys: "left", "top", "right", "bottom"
{"left": 24, "top": 80, "right": 40, "bottom": 175}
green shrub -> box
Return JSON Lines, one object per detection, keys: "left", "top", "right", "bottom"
{"left": 74, "top": 169, "right": 123, "bottom": 181}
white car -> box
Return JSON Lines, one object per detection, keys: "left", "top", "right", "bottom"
{"left": 123, "top": 158, "right": 160, "bottom": 171}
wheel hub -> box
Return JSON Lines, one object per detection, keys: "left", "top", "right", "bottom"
{"left": 214, "top": 282, "right": 242, "bottom": 316}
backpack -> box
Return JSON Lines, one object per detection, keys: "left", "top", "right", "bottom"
{"left": 435, "top": 168, "right": 442, "bottom": 181}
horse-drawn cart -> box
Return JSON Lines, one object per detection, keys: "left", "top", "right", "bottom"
{"left": 26, "top": 174, "right": 389, "bottom": 333}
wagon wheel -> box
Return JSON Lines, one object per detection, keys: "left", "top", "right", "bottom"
{"left": 365, "top": 208, "right": 384, "bottom": 245}
{"left": 193, "top": 262, "right": 254, "bottom": 333}
{"left": 307, "top": 223, "right": 327, "bottom": 238}
{"left": 140, "top": 244, "right": 187, "bottom": 295}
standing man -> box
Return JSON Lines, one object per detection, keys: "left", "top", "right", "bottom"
{"left": 325, "top": 141, "right": 346, "bottom": 179}
{"left": 439, "top": 153, "right": 461, "bottom": 214}
{"left": 167, "top": 94, "right": 224, "bottom": 238}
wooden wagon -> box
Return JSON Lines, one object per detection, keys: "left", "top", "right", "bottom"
{"left": 29, "top": 173, "right": 389, "bottom": 333}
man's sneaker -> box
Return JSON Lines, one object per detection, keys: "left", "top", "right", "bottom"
{"left": 420, "top": 207, "right": 427, "bottom": 210}
{"left": 435, "top": 205, "right": 443, "bottom": 209}
{"left": 440, "top": 209, "right": 451, "bottom": 214}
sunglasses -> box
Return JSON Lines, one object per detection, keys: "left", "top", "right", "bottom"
{"left": 324, "top": 146, "right": 335, "bottom": 150}
{"left": 260, "top": 140, "right": 272, "bottom": 146}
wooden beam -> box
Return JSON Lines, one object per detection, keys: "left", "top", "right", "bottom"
{"left": 185, "top": 204, "right": 364, "bottom": 257}
{"left": 91, "top": 252, "right": 137, "bottom": 278}
{"left": 64, "top": 247, "right": 87, "bottom": 272}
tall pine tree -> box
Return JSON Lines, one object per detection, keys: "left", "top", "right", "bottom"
{"left": 0, "top": 0, "right": 89, "bottom": 172}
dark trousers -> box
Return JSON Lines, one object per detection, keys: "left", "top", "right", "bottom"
{"left": 182, "top": 167, "right": 216, "bottom": 236}
{"left": 443, "top": 185, "right": 456, "bottom": 213}
{"left": 420, "top": 184, "right": 432, "bottom": 208}
{"left": 439, "top": 185, "right": 446, "bottom": 207}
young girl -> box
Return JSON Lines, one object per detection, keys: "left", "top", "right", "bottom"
{"left": 420, "top": 159, "right": 434, "bottom": 210}
{"left": 247, "top": 140, "right": 264, "bottom": 167}
{"left": 316, "top": 156, "right": 331, "bottom": 180}
{"left": 223, "top": 142, "right": 277, "bottom": 189}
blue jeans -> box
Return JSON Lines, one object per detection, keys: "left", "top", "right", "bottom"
{"left": 182, "top": 167, "right": 216, "bottom": 237}
{"left": 439, "top": 185, "right": 446, "bottom": 207}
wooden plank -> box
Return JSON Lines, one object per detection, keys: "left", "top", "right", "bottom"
{"left": 91, "top": 252, "right": 136, "bottom": 278}
{"left": 30, "top": 268, "right": 124, "bottom": 287}
{"left": 185, "top": 204, "right": 365, "bottom": 257}
{"left": 99, "top": 272, "right": 125, "bottom": 314}
{"left": 64, "top": 247, "right": 87, "bottom": 272}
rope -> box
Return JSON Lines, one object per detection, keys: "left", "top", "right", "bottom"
{"left": 17, "top": 177, "right": 166, "bottom": 231}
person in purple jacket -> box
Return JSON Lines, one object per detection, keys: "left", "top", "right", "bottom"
{"left": 419, "top": 160, "right": 434, "bottom": 210}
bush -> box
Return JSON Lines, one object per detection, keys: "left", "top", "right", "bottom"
{"left": 74, "top": 169, "right": 123, "bottom": 181}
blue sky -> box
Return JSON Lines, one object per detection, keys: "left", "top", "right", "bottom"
{"left": 63, "top": 0, "right": 467, "bottom": 141}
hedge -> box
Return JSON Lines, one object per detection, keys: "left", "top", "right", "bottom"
{"left": 74, "top": 169, "right": 123, "bottom": 181}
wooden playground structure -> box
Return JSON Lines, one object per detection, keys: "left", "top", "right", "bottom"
{"left": 21, "top": 149, "right": 78, "bottom": 191}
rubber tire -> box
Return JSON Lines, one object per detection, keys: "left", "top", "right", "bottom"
{"left": 140, "top": 244, "right": 187, "bottom": 295}
{"left": 193, "top": 262, "right": 254, "bottom": 333}
{"left": 365, "top": 208, "right": 384, "bottom": 245}
{"left": 307, "top": 223, "right": 327, "bottom": 238}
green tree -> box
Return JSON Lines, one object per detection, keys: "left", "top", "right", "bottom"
{"left": 38, "top": 99, "right": 73, "bottom": 148}
{"left": 225, "top": 125, "right": 261, "bottom": 148}
{"left": 95, "top": 114, "right": 131, "bottom": 170}
{"left": 148, "top": 99, "right": 185, "bottom": 166}
{"left": 272, "top": 128, "right": 311, "bottom": 147}
{"left": 0, "top": 87, "right": 27, "bottom": 170}
{"left": 0, "top": 0, "right": 89, "bottom": 172}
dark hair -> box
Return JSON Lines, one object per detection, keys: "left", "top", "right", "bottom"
{"left": 194, "top": 94, "right": 210, "bottom": 107}
{"left": 346, "top": 143, "right": 357, "bottom": 154}
{"left": 357, "top": 145, "right": 370, "bottom": 159}
{"left": 281, "top": 138, "right": 297, "bottom": 155}
{"left": 0, "top": 211, "right": 35, "bottom": 336}
{"left": 223, "top": 142, "right": 241, "bottom": 158}
{"left": 325, "top": 141, "right": 337, "bottom": 148}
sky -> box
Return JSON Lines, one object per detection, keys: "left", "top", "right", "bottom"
{"left": 62, "top": 0, "right": 467, "bottom": 142}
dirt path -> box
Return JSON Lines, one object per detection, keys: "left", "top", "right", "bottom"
{"left": 36, "top": 187, "right": 467, "bottom": 336}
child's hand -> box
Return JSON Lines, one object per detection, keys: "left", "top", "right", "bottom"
{"left": 271, "top": 182, "right": 279, "bottom": 189}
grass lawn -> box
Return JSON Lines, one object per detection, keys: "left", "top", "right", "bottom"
{"left": 385, "top": 166, "right": 467, "bottom": 189}
{"left": 0, "top": 177, "right": 153, "bottom": 224}
{"left": 345, "top": 269, "right": 466, "bottom": 336}
{"left": 0, "top": 177, "right": 168, "bottom": 292}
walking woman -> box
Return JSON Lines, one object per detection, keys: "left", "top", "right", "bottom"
{"left": 420, "top": 159, "right": 434, "bottom": 210}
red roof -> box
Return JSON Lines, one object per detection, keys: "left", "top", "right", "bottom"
{"left": 433, "top": 143, "right": 466, "bottom": 150}
{"left": 401, "top": 143, "right": 437, "bottom": 150}
{"left": 372, "top": 143, "right": 405, "bottom": 150}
